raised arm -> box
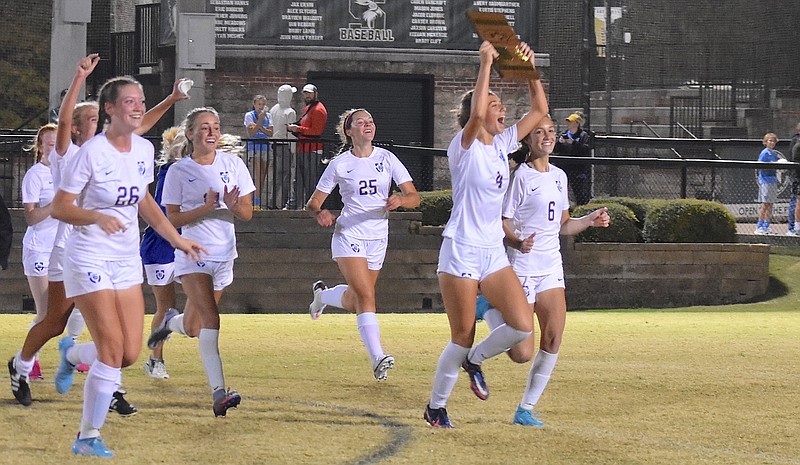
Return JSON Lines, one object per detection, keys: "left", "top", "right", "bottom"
{"left": 136, "top": 78, "right": 190, "bottom": 136}
{"left": 461, "top": 40, "right": 498, "bottom": 149}
{"left": 56, "top": 54, "right": 100, "bottom": 156}
{"left": 513, "top": 43, "right": 549, "bottom": 140}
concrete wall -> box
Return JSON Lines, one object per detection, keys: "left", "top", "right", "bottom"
{"left": 1, "top": 209, "right": 769, "bottom": 314}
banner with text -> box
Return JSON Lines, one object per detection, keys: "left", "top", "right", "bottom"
{"left": 208, "top": 0, "right": 534, "bottom": 49}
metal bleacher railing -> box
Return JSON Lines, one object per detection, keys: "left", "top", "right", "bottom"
{"left": 1, "top": 133, "right": 795, "bottom": 238}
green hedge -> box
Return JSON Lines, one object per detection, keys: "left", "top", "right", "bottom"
{"left": 642, "top": 199, "right": 737, "bottom": 243}
{"left": 573, "top": 203, "right": 642, "bottom": 243}
{"left": 408, "top": 192, "right": 737, "bottom": 243}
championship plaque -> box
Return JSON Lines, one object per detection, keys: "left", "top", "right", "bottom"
{"left": 466, "top": 11, "right": 540, "bottom": 81}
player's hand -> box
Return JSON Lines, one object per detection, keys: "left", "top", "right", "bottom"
{"left": 174, "top": 237, "right": 207, "bottom": 261}
{"left": 517, "top": 41, "right": 534, "bottom": 62}
{"left": 479, "top": 40, "right": 499, "bottom": 65}
{"left": 76, "top": 54, "right": 100, "bottom": 79}
{"left": 223, "top": 185, "right": 240, "bottom": 208}
{"left": 384, "top": 194, "right": 404, "bottom": 211}
{"left": 315, "top": 209, "right": 336, "bottom": 227}
{"left": 204, "top": 188, "right": 220, "bottom": 210}
{"left": 589, "top": 207, "right": 610, "bottom": 228}
{"left": 518, "top": 232, "right": 536, "bottom": 253}
{"left": 95, "top": 213, "right": 126, "bottom": 235}
{"left": 170, "top": 78, "right": 191, "bottom": 102}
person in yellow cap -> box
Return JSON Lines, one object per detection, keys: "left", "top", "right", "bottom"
{"left": 554, "top": 112, "right": 594, "bottom": 205}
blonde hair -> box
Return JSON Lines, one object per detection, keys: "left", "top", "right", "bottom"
{"left": 157, "top": 126, "right": 187, "bottom": 166}
{"left": 762, "top": 133, "right": 778, "bottom": 144}
{"left": 72, "top": 101, "right": 99, "bottom": 127}
{"left": 24, "top": 123, "right": 58, "bottom": 162}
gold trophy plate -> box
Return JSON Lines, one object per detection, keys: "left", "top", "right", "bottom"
{"left": 466, "top": 10, "right": 540, "bottom": 81}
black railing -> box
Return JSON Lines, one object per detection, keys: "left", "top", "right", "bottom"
{"left": 111, "top": 31, "right": 136, "bottom": 77}
{"left": 136, "top": 4, "right": 160, "bottom": 68}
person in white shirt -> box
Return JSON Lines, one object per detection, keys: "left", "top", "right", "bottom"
{"left": 306, "top": 108, "right": 420, "bottom": 381}
{"left": 424, "top": 40, "right": 549, "bottom": 429}
{"left": 8, "top": 55, "right": 190, "bottom": 411}
{"left": 20, "top": 123, "right": 59, "bottom": 380}
{"left": 476, "top": 117, "right": 609, "bottom": 427}
{"left": 51, "top": 75, "right": 204, "bottom": 458}
{"left": 147, "top": 107, "right": 254, "bottom": 417}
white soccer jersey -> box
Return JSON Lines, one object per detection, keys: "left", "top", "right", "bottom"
{"left": 49, "top": 143, "right": 79, "bottom": 248}
{"left": 316, "top": 147, "right": 413, "bottom": 239}
{"left": 161, "top": 150, "right": 255, "bottom": 261}
{"left": 502, "top": 162, "right": 570, "bottom": 276}
{"left": 59, "top": 133, "right": 154, "bottom": 260}
{"left": 21, "top": 162, "right": 58, "bottom": 252}
{"left": 442, "top": 125, "right": 518, "bottom": 248}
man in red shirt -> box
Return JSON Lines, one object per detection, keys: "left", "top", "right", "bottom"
{"left": 287, "top": 84, "right": 328, "bottom": 209}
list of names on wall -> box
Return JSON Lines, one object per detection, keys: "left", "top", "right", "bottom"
{"left": 279, "top": 1, "right": 323, "bottom": 42}
{"left": 210, "top": 0, "right": 249, "bottom": 39}
{"left": 410, "top": 0, "right": 448, "bottom": 45}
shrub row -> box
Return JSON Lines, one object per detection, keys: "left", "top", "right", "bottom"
{"left": 408, "top": 191, "right": 737, "bottom": 243}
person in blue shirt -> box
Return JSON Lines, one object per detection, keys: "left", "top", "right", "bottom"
{"left": 244, "top": 94, "right": 273, "bottom": 209}
{"left": 756, "top": 133, "right": 780, "bottom": 234}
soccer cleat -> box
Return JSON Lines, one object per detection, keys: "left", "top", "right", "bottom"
{"left": 513, "top": 406, "right": 544, "bottom": 427}
{"left": 308, "top": 280, "right": 327, "bottom": 320}
{"left": 213, "top": 388, "right": 242, "bottom": 417}
{"left": 372, "top": 354, "right": 395, "bottom": 381}
{"left": 76, "top": 363, "right": 90, "bottom": 373}
{"left": 462, "top": 359, "right": 489, "bottom": 400}
{"left": 72, "top": 436, "right": 114, "bottom": 458}
{"left": 147, "top": 308, "right": 179, "bottom": 350}
{"left": 424, "top": 404, "right": 454, "bottom": 428}
{"left": 143, "top": 357, "right": 170, "bottom": 379}
{"left": 29, "top": 359, "right": 44, "bottom": 381}
{"left": 54, "top": 337, "right": 76, "bottom": 394}
{"left": 8, "top": 357, "right": 32, "bottom": 406}
{"left": 476, "top": 294, "right": 491, "bottom": 322}
{"left": 109, "top": 389, "right": 138, "bottom": 416}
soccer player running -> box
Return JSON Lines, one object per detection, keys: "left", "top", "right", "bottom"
{"left": 8, "top": 54, "right": 187, "bottom": 410}
{"left": 477, "top": 117, "right": 609, "bottom": 427}
{"left": 306, "top": 108, "right": 420, "bottom": 381}
{"left": 424, "top": 40, "right": 548, "bottom": 428}
{"left": 51, "top": 76, "right": 205, "bottom": 457}
{"left": 147, "top": 107, "right": 254, "bottom": 417}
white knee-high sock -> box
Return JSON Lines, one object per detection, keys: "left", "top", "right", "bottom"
{"left": 468, "top": 324, "right": 531, "bottom": 365}
{"left": 13, "top": 351, "right": 34, "bottom": 377}
{"left": 66, "top": 308, "right": 85, "bottom": 339}
{"left": 430, "top": 342, "right": 470, "bottom": 409}
{"left": 67, "top": 342, "right": 97, "bottom": 366}
{"left": 167, "top": 314, "right": 187, "bottom": 336}
{"left": 321, "top": 284, "right": 348, "bottom": 308}
{"left": 520, "top": 350, "right": 559, "bottom": 410}
{"left": 80, "top": 361, "right": 119, "bottom": 439}
{"left": 483, "top": 307, "right": 505, "bottom": 331}
{"left": 199, "top": 328, "right": 225, "bottom": 393}
{"left": 356, "top": 312, "right": 384, "bottom": 362}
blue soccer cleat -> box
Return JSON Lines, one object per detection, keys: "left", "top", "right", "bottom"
{"left": 72, "top": 436, "right": 114, "bottom": 457}
{"left": 513, "top": 406, "right": 544, "bottom": 427}
{"left": 424, "top": 404, "right": 454, "bottom": 428}
{"left": 476, "top": 294, "right": 491, "bottom": 321}
{"left": 213, "top": 388, "right": 242, "bottom": 417}
{"left": 54, "top": 337, "right": 76, "bottom": 394}
{"left": 462, "top": 359, "right": 489, "bottom": 400}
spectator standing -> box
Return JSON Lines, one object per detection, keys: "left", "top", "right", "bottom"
{"left": 287, "top": 83, "right": 327, "bottom": 209}
{"left": 244, "top": 94, "right": 272, "bottom": 210}
{"left": 269, "top": 84, "right": 297, "bottom": 209}
{"left": 755, "top": 133, "right": 780, "bottom": 235}
{"left": 553, "top": 112, "right": 594, "bottom": 205}
{"left": 789, "top": 122, "right": 800, "bottom": 235}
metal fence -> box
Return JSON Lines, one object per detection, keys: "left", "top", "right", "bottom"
{"left": 2, "top": 133, "right": 795, "bottom": 236}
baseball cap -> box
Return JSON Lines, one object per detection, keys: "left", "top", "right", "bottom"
{"left": 302, "top": 84, "right": 317, "bottom": 93}
{"left": 565, "top": 113, "right": 583, "bottom": 123}
{"left": 279, "top": 84, "right": 297, "bottom": 93}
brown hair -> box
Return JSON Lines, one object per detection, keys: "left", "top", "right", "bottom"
{"left": 96, "top": 76, "right": 142, "bottom": 134}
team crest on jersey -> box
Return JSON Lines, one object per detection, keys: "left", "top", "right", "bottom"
{"left": 374, "top": 162, "right": 384, "bottom": 173}
{"left": 196, "top": 261, "right": 206, "bottom": 268}
{"left": 155, "top": 269, "right": 166, "bottom": 281}
{"left": 88, "top": 272, "right": 101, "bottom": 284}
{"left": 220, "top": 171, "right": 230, "bottom": 184}
{"left": 138, "top": 161, "right": 146, "bottom": 176}
{"left": 555, "top": 180, "right": 563, "bottom": 192}
{"left": 350, "top": 243, "right": 360, "bottom": 253}
{"left": 34, "top": 262, "right": 45, "bottom": 273}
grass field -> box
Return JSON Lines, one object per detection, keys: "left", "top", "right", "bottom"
{"left": 1, "top": 255, "right": 799, "bottom": 465}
